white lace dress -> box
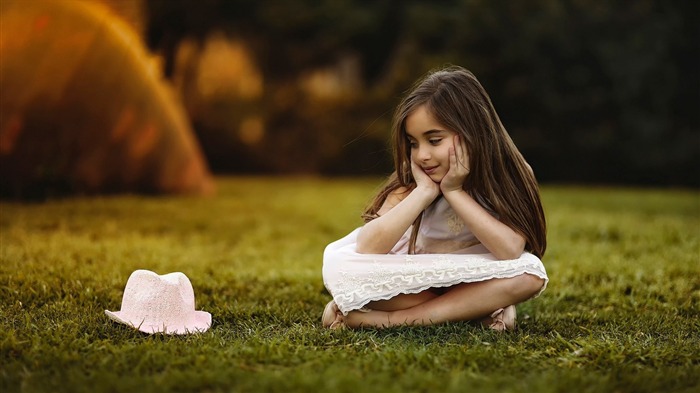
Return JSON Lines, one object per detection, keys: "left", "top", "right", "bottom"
{"left": 322, "top": 197, "right": 549, "bottom": 315}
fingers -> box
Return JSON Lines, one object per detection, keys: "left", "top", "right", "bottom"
{"left": 453, "top": 135, "right": 462, "bottom": 161}
{"left": 411, "top": 159, "right": 441, "bottom": 199}
{"left": 410, "top": 159, "right": 427, "bottom": 181}
{"left": 448, "top": 145, "right": 457, "bottom": 169}
{"left": 441, "top": 135, "right": 469, "bottom": 194}
{"left": 454, "top": 135, "right": 469, "bottom": 172}
{"left": 410, "top": 159, "right": 420, "bottom": 175}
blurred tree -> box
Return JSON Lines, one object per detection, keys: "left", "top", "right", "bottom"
{"left": 146, "top": 0, "right": 400, "bottom": 81}
{"left": 144, "top": 0, "right": 698, "bottom": 186}
{"left": 145, "top": 0, "right": 400, "bottom": 175}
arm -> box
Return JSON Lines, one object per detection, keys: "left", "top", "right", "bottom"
{"left": 442, "top": 190, "right": 525, "bottom": 259}
{"left": 356, "top": 162, "right": 439, "bottom": 254}
{"left": 440, "top": 135, "right": 525, "bottom": 260}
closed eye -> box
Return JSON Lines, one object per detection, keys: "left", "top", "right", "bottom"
{"left": 429, "top": 138, "right": 442, "bottom": 145}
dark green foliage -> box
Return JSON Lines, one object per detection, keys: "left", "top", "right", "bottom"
{"left": 145, "top": 0, "right": 698, "bottom": 185}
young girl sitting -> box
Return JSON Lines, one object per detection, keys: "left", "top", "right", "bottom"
{"left": 322, "top": 66, "right": 548, "bottom": 331}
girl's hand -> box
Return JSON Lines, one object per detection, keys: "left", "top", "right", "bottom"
{"left": 440, "top": 135, "right": 470, "bottom": 194}
{"left": 411, "top": 160, "right": 440, "bottom": 200}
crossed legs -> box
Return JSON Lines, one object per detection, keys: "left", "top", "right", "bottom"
{"left": 331, "top": 273, "right": 544, "bottom": 329}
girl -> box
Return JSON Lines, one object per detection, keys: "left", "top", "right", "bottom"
{"left": 321, "top": 66, "right": 548, "bottom": 331}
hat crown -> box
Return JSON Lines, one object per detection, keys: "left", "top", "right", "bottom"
{"left": 118, "top": 270, "right": 197, "bottom": 329}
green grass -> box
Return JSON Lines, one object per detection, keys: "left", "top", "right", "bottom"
{"left": 1, "top": 177, "right": 698, "bottom": 393}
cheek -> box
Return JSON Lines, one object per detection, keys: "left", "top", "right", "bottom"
{"left": 439, "top": 145, "right": 453, "bottom": 162}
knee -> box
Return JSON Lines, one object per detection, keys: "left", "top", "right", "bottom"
{"left": 507, "top": 274, "right": 545, "bottom": 300}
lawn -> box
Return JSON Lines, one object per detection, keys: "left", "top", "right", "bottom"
{"left": 1, "top": 177, "right": 698, "bottom": 393}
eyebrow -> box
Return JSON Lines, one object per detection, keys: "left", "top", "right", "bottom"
{"left": 424, "top": 129, "right": 446, "bottom": 136}
{"left": 407, "top": 129, "right": 448, "bottom": 139}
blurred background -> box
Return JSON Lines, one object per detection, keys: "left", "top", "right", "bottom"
{"left": 1, "top": 0, "right": 698, "bottom": 199}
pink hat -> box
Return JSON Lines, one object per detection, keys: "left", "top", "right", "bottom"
{"left": 105, "top": 269, "right": 211, "bottom": 335}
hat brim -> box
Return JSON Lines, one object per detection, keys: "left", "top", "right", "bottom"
{"left": 105, "top": 309, "right": 212, "bottom": 335}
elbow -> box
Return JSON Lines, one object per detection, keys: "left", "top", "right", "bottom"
{"left": 493, "top": 238, "right": 526, "bottom": 260}
{"left": 494, "top": 250, "right": 522, "bottom": 260}
{"left": 355, "top": 243, "right": 371, "bottom": 254}
{"left": 356, "top": 237, "right": 392, "bottom": 254}
{"left": 355, "top": 234, "right": 393, "bottom": 255}
{"left": 355, "top": 242, "right": 386, "bottom": 254}
{"left": 355, "top": 228, "right": 380, "bottom": 254}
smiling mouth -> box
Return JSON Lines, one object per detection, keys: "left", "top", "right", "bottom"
{"left": 423, "top": 166, "right": 439, "bottom": 175}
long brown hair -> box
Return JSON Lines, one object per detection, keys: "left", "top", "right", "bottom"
{"left": 363, "top": 66, "right": 547, "bottom": 258}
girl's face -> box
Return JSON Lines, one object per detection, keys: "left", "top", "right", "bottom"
{"left": 405, "top": 105, "right": 457, "bottom": 183}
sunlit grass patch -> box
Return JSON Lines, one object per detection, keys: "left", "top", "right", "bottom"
{"left": 1, "top": 177, "right": 698, "bottom": 392}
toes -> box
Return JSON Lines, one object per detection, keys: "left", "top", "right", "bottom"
{"left": 329, "top": 315, "right": 346, "bottom": 330}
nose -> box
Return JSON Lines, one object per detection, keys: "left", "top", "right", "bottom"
{"left": 416, "top": 145, "right": 431, "bottom": 161}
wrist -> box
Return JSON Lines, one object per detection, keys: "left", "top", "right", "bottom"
{"left": 442, "top": 188, "right": 467, "bottom": 200}
{"left": 412, "top": 185, "right": 439, "bottom": 204}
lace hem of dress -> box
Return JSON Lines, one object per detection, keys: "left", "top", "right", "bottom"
{"left": 329, "top": 255, "right": 548, "bottom": 315}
